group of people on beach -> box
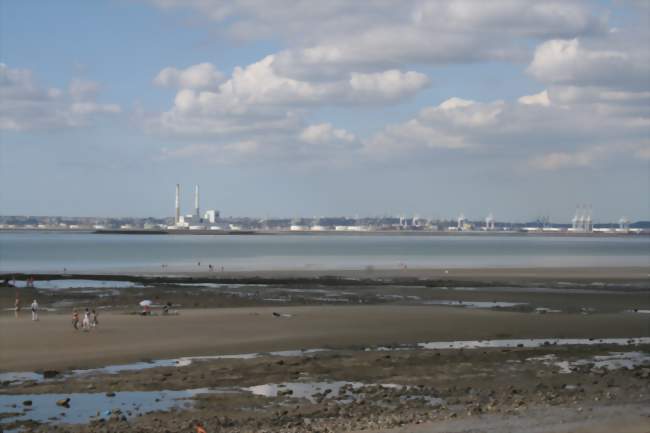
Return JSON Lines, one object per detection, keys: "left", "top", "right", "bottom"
{"left": 72, "top": 308, "right": 98, "bottom": 331}
{"left": 13, "top": 294, "right": 40, "bottom": 321}
{"left": 15, "top": 295, "right": 99, "bottom": 331}
{"left": 200, "top": 262, "right": 224, "bottom": 272}
{"left": 160, "top": 263, "right": 224, "bottom": 272}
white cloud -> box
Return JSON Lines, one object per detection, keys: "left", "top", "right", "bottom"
{"left": 364, "top": 91, "right": 649, "bottom": 169}
{"left": 154, "top": 63, "right": 224, "bottom": 90}
{"left": 348, "top": 70, "right": 429, "bottom": 102}
{"left": 70, "top": 102, "right": 121, "bottom": 115}
{"left": 299, "top": 123, "right": 355, "bottom": 144}
{"left": 144, "top": 5, "right": 626, "bottom": 91}
{"left": 142, "top": 1, "right": 648, "bottom": 171}
{"left": 149, "top": 57, "right": 428, "bottom": 138}
{"left": 518, "top": 90, "right": 551, "bottom": 106}
{"left": 145, "top": 1, "right": 607, "bottom": 80}
{"left": 528, "top": 38, "right": 649, "bottom": 92}
{"left": 364, "top": 98, "right": 504, "bottom": 156}
{"left": 0, "top": 64, "right": 121, "bottom": 131}
{"left": 69, "top": 78, "right": 100, "bottom": 101}
{"left": 159, "top": 121, "right": 359, "bottom": 166}
{"left": 529, "top": 148, "right": 605, "bottom": 170}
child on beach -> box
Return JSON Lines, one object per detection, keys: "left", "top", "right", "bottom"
{"left": 91, "top": 309, "right": 98, "bottom": 327}
{"left": 82, "top": 308, "right": 91, "bottom": 331}
{"left": 72, "top": 309, "right": 80, "bottom": 330}
{"left": 30, "top": 299, "right": 39, "bottom": 321}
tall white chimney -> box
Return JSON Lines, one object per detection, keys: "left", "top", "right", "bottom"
{"left": 175, "top": 184, "right": 180, "bottom": 224}
{"left": 194, "top": 184, "right": 200, "bottom": 220}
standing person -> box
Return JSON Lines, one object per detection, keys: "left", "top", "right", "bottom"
{"left": 82, "top": 308, "right": 91, "bottom": 331}
{"left": 14, "top": 293, "right": 20, "bottom": 319}
{"left": 91, "top": 309, "right": 98, "bottom": 328}
{"left": 72, "top": 309, "right": 80, "bottom": 330}
{"left": 30, "top": 299, "right": 39, "bottom": 321}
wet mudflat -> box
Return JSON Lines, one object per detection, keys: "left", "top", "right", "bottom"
{"left": 1, "top": 341, "right": 649, "bottom": 433}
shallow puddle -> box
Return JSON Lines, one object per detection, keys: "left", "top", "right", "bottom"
{"left": 422, "top": 300, "right": 527, "bottom": 309}
{"left": 246, "top": 381, "right": 366, "bottom": 402}
{"left": 0, "top": 349, "right": 328, "bottom": 385}
{"left": 529, "top": 351, "right": 650, "bottom": 374}
{"left": 0, "top": 388, "right": 228, "bottom": 430}
{"left": 244, "top": 381, "right": 442, "bottom": 406}
{"left": 13, "top": 279, "right": 144, "bottom": 290}
{"left": 416, "top": 337, "right": 650, "bottom": 350}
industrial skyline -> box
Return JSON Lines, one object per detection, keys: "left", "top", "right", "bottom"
{"left": 4, "top": 184, "right": 645, "bottom": 234}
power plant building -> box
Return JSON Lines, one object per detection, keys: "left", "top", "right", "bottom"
{"left": 171, "top": 184, "right": 219, "bottom": 229}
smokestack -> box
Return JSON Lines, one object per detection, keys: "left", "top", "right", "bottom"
{"left": 194, "top": 184, "right": 200, "bottom": 220}
{"left": 175, "top": 184, "right": 180, "bottom": 224}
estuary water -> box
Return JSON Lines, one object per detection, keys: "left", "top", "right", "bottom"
{"left": 0, "top": 231, "right": 647, "bottom": 273}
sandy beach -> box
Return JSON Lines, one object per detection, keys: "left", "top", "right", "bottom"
{"left": 1, "top": 305, "right": 649, "bottom": 372}
{"left": 1, "top": 269, "right": 648, "bottom": 432}
{"left": 81, "top": 265, "right": 650, "bottom": 282}
{"left": 4, "top": 265, "right": 649, "bottom": 282}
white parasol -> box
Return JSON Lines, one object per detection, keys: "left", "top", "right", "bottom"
{"left": 139, "top": 300, "right": 153, "bottom": 307}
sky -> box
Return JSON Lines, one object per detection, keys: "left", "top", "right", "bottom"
{"left": 0, "top": 0, "right": 648, "bottom": 222}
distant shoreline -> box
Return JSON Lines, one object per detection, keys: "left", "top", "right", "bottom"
{"left": 2, "top": 266, "right": 648, "bottom": 283}
{"left": 0, "top": 227, "right": 648, "bottom": 237}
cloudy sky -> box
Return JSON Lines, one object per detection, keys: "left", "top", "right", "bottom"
{"left": 1, "top": 0, "right": 648, "bottom": 222}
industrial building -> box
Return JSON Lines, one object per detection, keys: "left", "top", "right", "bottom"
{"left": 170, "top": 184, "right": 220, "bottom": 230}
{"left": 569, "top": 205, "right": 593, "bottom": 233}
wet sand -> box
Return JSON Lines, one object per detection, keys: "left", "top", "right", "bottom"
{"left": 4, "top": 265, "right": 648, "bottom": 282}
{"left": 1, "top": 305, "right": 649, "bottom": 372}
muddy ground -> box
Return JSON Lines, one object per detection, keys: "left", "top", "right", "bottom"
{"left": 2, "top": 344, "right": 649, "bottom": 432}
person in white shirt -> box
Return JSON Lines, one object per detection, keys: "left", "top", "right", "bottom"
{"left": 30, "top": 299, "right": 39, "bottom": 321}
{"left": 82, "top": 308, "right": 91, "bottom": 331}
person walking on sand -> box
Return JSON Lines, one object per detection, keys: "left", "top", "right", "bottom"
{"left": 82, "top": 308, "right": 91, "bottom": 331}
{"left": 14, "top": 293, "right": 20, "bottom": 318}
{"left": 30, "top": 299, "right": 39, "bottom": 321}
{"left": 91, "top": 309, "right": 98, "bottom": 328}
{"left": 72, "top": 309, "right": 80, "bottom": 330}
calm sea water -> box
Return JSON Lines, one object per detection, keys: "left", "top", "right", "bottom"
{"left": 0, "top": 232, "right": 648, "bottom": 273}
